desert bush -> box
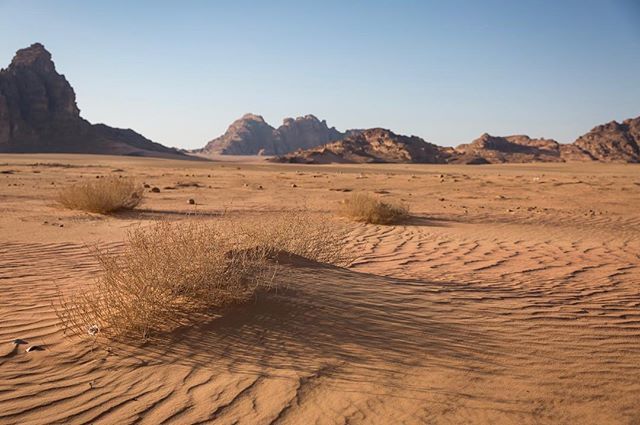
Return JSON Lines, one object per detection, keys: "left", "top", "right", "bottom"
{"left": 341, "top": 193, "right": 409, "bottom": 224}
{"left": 57, "top": 176, "right": 143, "bottom": 214}
{"left": 56, "top": 221, "right": 274, "bottom": 340}
{"left": 56, "top": 212, "right": 351, "bottom": 341}
{"left": 234, "top": 211, "right": 353, "bottom": 267}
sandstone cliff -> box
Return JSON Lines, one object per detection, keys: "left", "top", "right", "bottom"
{"left": 275, "top": 128, "right": 451, "bottom": 164}
{"left": 196, "top": 114, "right": 349, "bottom": 156}
{"left": 573, "top": 117, "right": 639, "bottom": 162}
{"left": 451, "top": 134, "right": 565, "bottom": 164}
{"left": 0, "top": 43, "right": 186, "bottom": 158}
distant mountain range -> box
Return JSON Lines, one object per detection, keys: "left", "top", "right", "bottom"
{"left": 0, "top": 43, "right": 187, "bottom": 158}
{"left": 273, "top": 119, "right": 639, "bottom": 164}
{"left": 196, "top": 112, "right": 639, "bottom": 164}
{"left": 1, "top": 43, "right": 638, "bottom": 164}
{"left": 193, "top": 113, "right": 360, "bottom": 156}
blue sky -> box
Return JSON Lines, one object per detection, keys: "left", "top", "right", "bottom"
{"left": 1, "top": 0, "right": 639, "bottom": 149}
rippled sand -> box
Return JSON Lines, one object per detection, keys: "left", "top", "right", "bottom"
{"left": 1, "top": 154, "right": 639, "bottom": 424}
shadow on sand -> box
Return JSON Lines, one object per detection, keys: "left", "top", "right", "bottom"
{"left": 108, "top": 258, "right": 498, "bottom": 389}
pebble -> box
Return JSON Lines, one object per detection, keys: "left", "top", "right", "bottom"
{"left": 26, "top": 345, "right": 44, "bottom": 352}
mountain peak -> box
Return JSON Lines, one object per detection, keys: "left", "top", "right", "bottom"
{"left": 0, "top": 43, "right": 184, "bottom": 158}
{"left": 10, "top": 43, "right": 54, "bottom": 70}
{"left": 240, "top": 113, "right": 266, "bottom": 123}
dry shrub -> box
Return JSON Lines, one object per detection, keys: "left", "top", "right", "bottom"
{"left": 235, "top": 211, "right": 353, "bottom": 267}
{"left": 57, "top": 221, "right": 274, "bottom": 341}
{"left": 57, "top": 176, "right": 143, "bottom": 214}
{"left": 56, "top": 212, "right": 351, "bottom": 341}
{"left": 341, "top": 193, "right": 409, "bottom": 224}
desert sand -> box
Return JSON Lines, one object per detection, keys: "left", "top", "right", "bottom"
{"left": 0, "top": 154, "right": 639, "bottom": 424}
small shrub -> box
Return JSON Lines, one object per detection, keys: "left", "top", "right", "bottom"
{"left": 341, "top": 193, "right": 409, "bottom": 224}
{"left": 56, "top": 212, "right": 351, "bottom": 341}
{"left": 56, "top": 221, "right": 274, "bottom": 340}
{"left": 57, "top": 176, "right": 143, "bottom": 214}
{"left": 235, "top": 211, "right": 353, "bottom": 267}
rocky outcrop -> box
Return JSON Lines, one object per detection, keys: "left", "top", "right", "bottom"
{"left": 196, "top": 114, "right": 277, "bottom": 155}
{"left": 275, "top": 128, "right": 451, "bottom": 164}
{"left": 451, "top": 134, "right": 565, "bottom": 164}
{"left": 0, "top": 43, "right": 186, "bottom": 158}
{"left": 273, "top": 116, "right": 640, "bottom": 165}
{"left": 276, "top": 115, "right": 345, "bottom": 154}
{"left": 573, "top": 117, "right": 640, "bottom": 162}
{"left": 196, "top": 114, "right": 350, "bottom": 156}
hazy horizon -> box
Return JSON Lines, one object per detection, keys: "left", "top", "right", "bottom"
{"left": 1, "top": 0, "right": 639, "bottom": 149}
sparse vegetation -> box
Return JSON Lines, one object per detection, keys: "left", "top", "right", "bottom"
{"left": 341, "top": 193, "right": 409, "bottom": 224}
{"left": 57, "top": 176, "right": 143, "bottom": 214}
{"left": 56, "top": 221, "right": 274, "bottom": 341}
{"left": 237, "top": 211, "right": 353, "bottom": 267}
{"left": 56, "top": 212, "right": 351, "bottom": 341}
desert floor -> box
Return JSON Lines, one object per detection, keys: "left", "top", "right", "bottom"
{"left": 0, "top": 154, "right": 639, "bottom": 424}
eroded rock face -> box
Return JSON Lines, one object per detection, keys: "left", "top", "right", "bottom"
{"left": 573, "top": 117, "right": 640, "bottom": 162}
{"left": 197, "top": 114, "right": 277, "bottom": 155}
{"left": 197, "top": 114, "right": 349, "bottom": 155}
{"left": 276, "top": 115, "right": 344, "bottom": 154}
{"left": 0, "top": 43, "right": 184, "bottom": 157}
{"left": 452, "top": 134, "right": 565, "bottom": 164}
{"left": 0, "top": 43, "right": 86, "bottom": 151}
{"left": 275, "top": 128, "right": 451, "bottom": 164}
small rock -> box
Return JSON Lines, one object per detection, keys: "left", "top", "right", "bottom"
{"left": 143, "top": 183, "right": 151, "bottom": 188}
{"left": 188, "top": 199, "right": 195, "bottom": 205}
{"left": 257, "top": 185, "right": 263, "bottom": 190}
{"left": 13, "top": 339, "right": 28, "bottom": 345}
{"left": 291, "top": 184, "right": 297, "bottom": 188}
{"left": 26, "top": 345, "right": 45, "bottom": 352}
{"left": 151, "top": 187, "right": 160, "bottom": 193}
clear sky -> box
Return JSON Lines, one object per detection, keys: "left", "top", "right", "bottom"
{"left": 1, "top": 0, "right": 639, "bottom": 149}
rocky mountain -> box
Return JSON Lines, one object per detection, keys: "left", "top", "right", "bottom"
{"left": 573, "top": 117, "right": 640, "bottom": 162}
{"left": 197, "top": 113, "right": 276, "bottom": 155}
{"left": 451, "top": 134, "right": 566, "bottom": 164}
{"left": 195, "top": 114, "right": 349, "bottom": 156}
{"left": 275, "top": 128, "right": 452, "bottom": 164}
{"left": 0, "top": 43, "right": 186, "bottom": 158}
{"left": 276, "top": 115, "right": 640, "bottom": 165}
{"left": 276, "top": 115, "right": 345, "bottom": 154}
{"left": 452, "top": 117, "right": 640, "bottom": 164}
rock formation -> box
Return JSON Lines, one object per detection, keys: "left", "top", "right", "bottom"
{"left": 196, "top": 114, "right": 277, "bottom": 155}
{"left": 0, "top": 43, "right": 185, "bottom": 158}
{"left": 272, "top": 115, "right": 640, "bottom": 165}
{"left": 196, "top": 114, "right": 350, "bottom": 156}
{"left": 275, "top": 128, "right": 451, "bottom": 164}
{"left": 276, "top": 115, "right": 345, "bottom": 154}
{"left": 573, "top": 117, "right": 639, "bottom": 162}
{"left": 451, "top": 134, "right": 565, "bottom": 164}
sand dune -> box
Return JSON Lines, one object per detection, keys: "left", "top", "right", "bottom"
{"left": 0, "top": 154, "right": 639, "bottom": 424}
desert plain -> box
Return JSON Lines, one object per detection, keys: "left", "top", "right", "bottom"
{"left": 0, "top": 154, "right": 639, "bottom": 424}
